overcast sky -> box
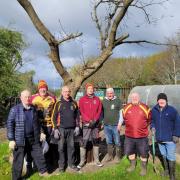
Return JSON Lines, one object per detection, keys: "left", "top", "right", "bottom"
{"left": 0, "top": 0, "right": 180, "bottom": 88}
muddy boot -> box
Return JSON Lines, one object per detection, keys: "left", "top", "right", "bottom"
{"left": 77, "top": 147, "right": 86, "bottom": 169}
{"left": 93, "top": 146, "right": 103, "bottom": 167}
{"left": 106, "top": 144, "right": 114, "bottom": 162}
{"left": 114, "top": 146, "right": 122, "bottom": 163}
{"left": 140, "top": 161, "right": 147, "bottom": 176}
{"left": 127, "top": 159, "right": 136, "bottom": 172}
{"left": 169, "top": 161, "right": 175, "bottom": 180}
{"left": 161, "top": 156, "right": 169, "bottom": 177}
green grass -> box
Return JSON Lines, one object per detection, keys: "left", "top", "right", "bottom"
{"left": 0, "top": 142, "right": 180, "bottom": 180}
{"left": 0, "top": 142, "right": 11, "bottom": 180}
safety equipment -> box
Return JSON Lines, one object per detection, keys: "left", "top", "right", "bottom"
{"left": 74, "top": 127, "right": 80, "bottom": 136}
{"left": 42, "top": 140, "right": 49, "bottom": 154}
{"left": 9, "top": 141, "right": 16, "bottom": 150}
{"left": 54, "top": 129, "right": 61, "bottom": 140}
{"left": 40, "top": 133, "right": 46, "bottom": 142}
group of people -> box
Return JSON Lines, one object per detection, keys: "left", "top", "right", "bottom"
{"left": 7, "top": 80, "right": 180, "bottom": 180}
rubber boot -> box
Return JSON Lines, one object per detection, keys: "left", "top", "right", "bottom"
{"left": 114, "top": 146, "right": 122, "bottom": 163}
{"left": 77, "top": 147, "right": 86, "bottom": 169}
{"left": 93, "top": 146, "right": 103, "bottom": 167}
{"left": 161, "top": 156, "right": 169, "bottom": 177}
{"left": 127, "top": 159, "right": 136, "bottom": 172}
{"left": 169, "top": 160, "right": 176, "bottom": 180}
{"left": 106, "top": 144, "right": 114, "bottom": 162}
{"left": 140, "top": 161, "right": 147, "bottom": 176}
{"left": 24, "top": 164, "right": 33, "bottom": 178}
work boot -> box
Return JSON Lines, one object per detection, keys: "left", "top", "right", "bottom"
{"left": 127, "top": 159, "right": 136, "bottom": 172}
{"left": 39, "top": 172, "right": 50, "bottom": 177}
{"left": 161, "top": 156, "right": 169, "bottom": 177}
{"left": 77, "top": 147, "right": 86, "bottom": 169}
{"left": 93, "top": 146, "right": 103, "bottom": 167}
{"left": 69, "top": 165, "right": 80, "bottom": 172}
{"left": 114, "top": 146, "right": 122, "bottom": 163}
{"left": 169, "top": 160, "right": 176, "bottom": 180}
{"left": 24, "top": 165, "right": 33, "bottom": 178}
{"left": 106, "top": 144, "right": 114, "bottom": 162}
{"left": 140, "top": 161, "right": 147, "bottom": 176}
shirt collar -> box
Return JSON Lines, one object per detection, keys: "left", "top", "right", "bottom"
{"left": 105, "top": 96, "right": 117, "bottom": 101}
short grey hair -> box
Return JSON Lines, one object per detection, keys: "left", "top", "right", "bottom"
{"left": 106, "top": 88, "right": 114, "bottom": 93}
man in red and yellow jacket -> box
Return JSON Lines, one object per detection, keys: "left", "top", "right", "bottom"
{"left": 119, "top": 92, "right": 151, "bottom": 176}
{"left": 31, "top": 80, "right": 56, "bottom": 131}
{"left": 28, "top": 80, "right": 57, "bottom": 171}
{"left": 77, "top": 83, "right": 103, "bottom": 169}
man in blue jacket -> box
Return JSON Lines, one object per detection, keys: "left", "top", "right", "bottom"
{"left": 151, "top": 93, "right": 180, "bottom": 180}
{"left": 7, "top": 90, "right": 48, "bottom": 180}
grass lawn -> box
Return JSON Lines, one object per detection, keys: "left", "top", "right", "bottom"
{"left": 0, "top": 142, "right": 180, "bottom": 180}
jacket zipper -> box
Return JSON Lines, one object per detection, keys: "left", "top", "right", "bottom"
{"left": 160, "top": 110, "right": 162, "bottom": 140}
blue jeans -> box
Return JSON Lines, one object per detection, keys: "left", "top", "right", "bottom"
{"left": 158, "top": 142, "right": 176, "bottom": 161}
{"left": 104, "top": 125, "right": 121, "bottom": 146}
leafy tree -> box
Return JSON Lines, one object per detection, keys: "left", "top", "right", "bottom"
{"left": 0, "top": 27, "right": 26, "bottom": 102}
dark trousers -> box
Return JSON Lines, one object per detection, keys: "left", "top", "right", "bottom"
{"left": 12, "top": 139, "right": 47, "bottom": 180}
{"left": 26, "top": 126, "right": 56, "bottom": 169}
{"left": 58, "top": 128, "right": 75, "bottom": 169}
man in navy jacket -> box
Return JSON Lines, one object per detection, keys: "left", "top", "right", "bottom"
{"left": 7, "top": 90, "right": 48, "bottom": 180}
{"left": 151, "top": 93, "right": 180, "bottom": 180}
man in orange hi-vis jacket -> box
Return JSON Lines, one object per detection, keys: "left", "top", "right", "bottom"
{"left": 118, "top": 92, "right": 151, "bottom": 176}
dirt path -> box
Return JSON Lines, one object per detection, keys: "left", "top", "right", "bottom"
{"left": 0, "top": 128, "right": 7, "bottom": 143}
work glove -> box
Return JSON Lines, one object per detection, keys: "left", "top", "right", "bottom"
{"left": 42, "top": 140, "right": 49, "bottom": 155}
{"left": 40, "top": 132, "right": 46, "bottom": 142}
{"left": 173, "top": 136, "right": 179, "bottom": 144}
{"left": 9, "top": 141, "right": 16, "bottom": 150}
{"left": 151, "top": 128, "right": 156, "bottom": 136}
{"left": 88, "top": 120, "right": 97, "bottom": 128}
{"left": 74, "top": 127, "right": 80, "bottom": 136}
{"left": 54, "top": 129, "right": 61, "bottom": 140}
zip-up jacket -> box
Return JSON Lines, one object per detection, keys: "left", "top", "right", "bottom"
{"left": 30, "top": 93, "right": 56, "bottom": 127}
{"left": 79, "top": 94, "right": 102, "bottom": 123}
{"left": 7, "top": 103, "right": 40, "bottom": 146}
{"left": 151, "top": 104, "right": 180, "bottom": 142}
{"left": 123, "top": 103, "right": 151, "bottom": 138}
{"left": 52, "top": 97, "right": 80, "bottom": 129}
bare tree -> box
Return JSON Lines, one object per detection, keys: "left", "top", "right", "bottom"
{"left": 17, "top": 0, "right": 173, "bottom": 97}
{"left": 155, "top": 48, "right": 180, "bottom": 84}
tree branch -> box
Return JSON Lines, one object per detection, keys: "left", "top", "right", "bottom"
{"left": 120, "top": 40, "right": 180, "bottom": 47}
{"left": 17, "top": 0, "right": 73, "bottom": 84}
{"left": 108, "top": 0, "right": 134, "bottom": 47}
{"left": 92, "top": 0, "right": 106, "bottom": 51}
{"left": 114, "top": 33, "right": 129, "bottom": 46}
{"left": 57, "top": 32, "right": 83, "bottom": 44}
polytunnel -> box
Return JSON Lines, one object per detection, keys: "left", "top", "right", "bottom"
{"left": 128, "top": 85, "right": 180, "bottom": 113}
